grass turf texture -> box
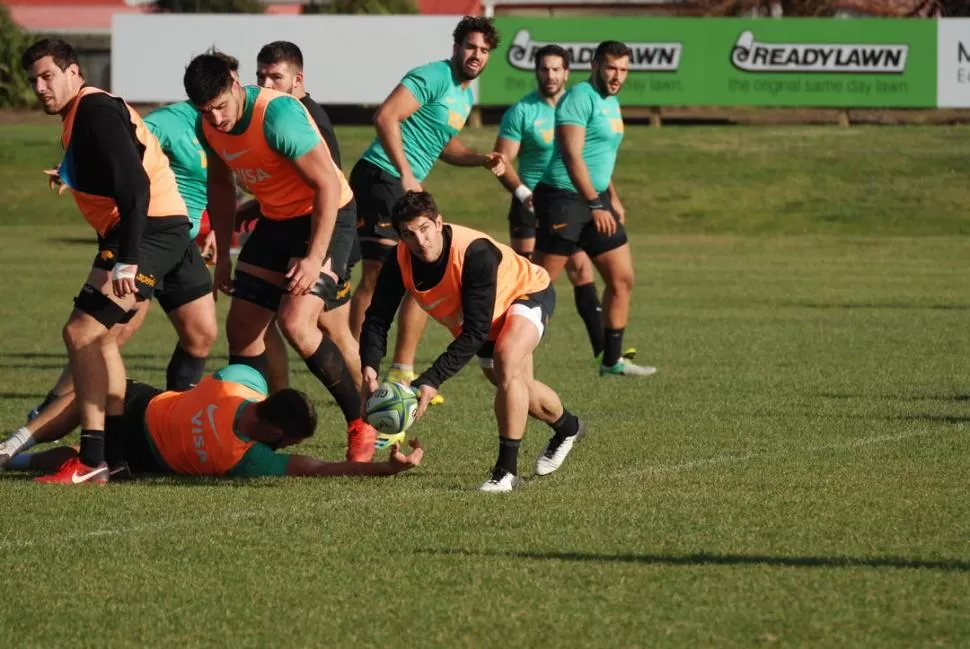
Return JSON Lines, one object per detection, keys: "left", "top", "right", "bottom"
{"left": 0, "top": 123, "right": 967, "bottom": 648}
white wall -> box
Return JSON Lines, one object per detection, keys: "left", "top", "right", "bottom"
{"left": 111, "top": 14, "right": 476, "bottom": 104}
{"left": 938, "top": 19, "right": 970, "bottom": 108}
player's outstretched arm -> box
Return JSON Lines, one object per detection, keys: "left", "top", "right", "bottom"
{"left": 373, "top": 85, "right": 423, "bottom": 190}
{"left": 285, "top": 439, "right": 424, "bottom": 477}
{"left": 441, "top": 137, "right": 507, "bottom": 177}
{"left": 289, "top": 143, "right": 342, "bottom": 295}
{"left": 492, "top": 136, "right": 527, "bottom": 197}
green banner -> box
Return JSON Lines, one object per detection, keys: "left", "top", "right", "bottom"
{"left": 480, "top": 18, "right": 936, "bottom": 108}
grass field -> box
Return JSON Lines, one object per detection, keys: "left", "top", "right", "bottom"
{"left": 0, "top": 122, "right": 968, "bottom": 648}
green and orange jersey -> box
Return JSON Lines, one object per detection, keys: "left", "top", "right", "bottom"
{"left": 142, "top": 365, "right": 289, "bottom": 478}
{"left": 198, "top": 85, "right": 352, "bottom": 219}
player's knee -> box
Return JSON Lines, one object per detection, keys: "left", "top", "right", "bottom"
{"left": 181, "top": 316, "right": 218, "bottom": 356}
{"left": 62, "top": 318, "right": 102, "bottom": 351}
{"left": 608, "top": 268, "right": 635, "bottom": 296}
{"left": 492, "top": 347, "right": 526, "bottom": 387}
{"left": 277, "top": 307, "right": 316, "bottom": 354}
{"left": 567, "top": 259, "right": 595, "bottom": 286}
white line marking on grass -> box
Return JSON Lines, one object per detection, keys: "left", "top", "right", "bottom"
{"left": 610, "top": 427, "right": 956, "bottom": 480}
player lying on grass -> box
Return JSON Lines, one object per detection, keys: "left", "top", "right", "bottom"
{"left": 5, "top": 365, "right": 422, "bottom": 483}
{"left": 359, "top": 191, "right": 585, "bottom": 493}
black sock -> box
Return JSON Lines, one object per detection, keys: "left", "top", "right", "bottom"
{"left": 229, "top": 353, "right": 268, "bottom": 380}
{"left": 574, "top": 283, "right": 605, "bottom": 357}
{"left": 303, "top": 338, "right": 360, "bottom": 425}
{"left": 603, "top": 328, "right": 625, "bottom": 367}
{"left": 166, "top": 344, "right": 207, "bottom": 391}
{"left": 79, "top": 429, "right": 105, "bottom": 467}
{"left": 496, "top": 436, "right": 521, "bottom": 476}
{"left": 104, "top": 415, "right": 126, "bottom": 468}
{"left": 549, "top": 409, "right": 580, "bottom": 438}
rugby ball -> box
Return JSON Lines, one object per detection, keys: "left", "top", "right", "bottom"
{"left": 365, "top": 381, "right": 418, "bottom": 449}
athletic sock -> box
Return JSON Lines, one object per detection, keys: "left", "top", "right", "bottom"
{"left": 574, "top": 283, "right": 605, "bottom": 357}
{"left": 104, "top": 415, "right": 126, "bottom": 469}
{"left": 549, "top": 409, "right": 580, "bottom": 439}
{"left": 303, "top": 338, "right": 360, "bottom": 424}
{"left": 603, "top": 328, "right": 625, "bottom": 367}
{"left": 229, "top": 353, "right": 268, "bottom": 380}
{"left": 496, "top": 436, "right": 521, "bottom": 476}
{"left": 166, "top": 344, "right": 207, "bottom": 391}
{"left": 390, "top": 362, "right": 414, "bottom": 373}
{"left": 78, "top": 429, "right": 106, "bottom": 467}
{"left": 0, "top": 426, "right": 36, "bottom": 457}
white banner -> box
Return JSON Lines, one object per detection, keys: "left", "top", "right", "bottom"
{"left": 937, "top": 19, "right": 970, "bottom": 108}
{"left": 111, "top": 15, "right": 477, "bottom": 104}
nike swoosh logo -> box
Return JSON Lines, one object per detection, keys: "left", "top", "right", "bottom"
{"left": 72, "top": 466, "right": 106, "bottom": 483}
{"left": 422, "top": 297, "right": 447, "bottom": 311}
{"left": 222, "top": 149, "right": 249, "bottom": 162}
{"left": 552, "top": 223, "right": 568, "bottom": 231}
{"left": 206, "top": 404, "right": 221, "bottom": 445}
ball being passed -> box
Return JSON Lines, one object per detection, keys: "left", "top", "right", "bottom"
{"left": 364, "top": 381, "right": 418, "bottom": 450}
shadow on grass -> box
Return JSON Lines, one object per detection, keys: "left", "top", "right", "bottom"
{"left": 419, "top": 548, "right": 970, "bottom": 572}
{"left": 0, "top": 352, "right": 164, "bottom": 360}
{"left": 785, "top": 302, "right": 970, "bottom": 311}
{"left": 818, "top": 392, "right": 970, "bottom": 403}
{"left": 45, "top": 236, "right": 95, "bottom": 246}
{"left": 0, "top": 392, "right": 46, "bottom": 399}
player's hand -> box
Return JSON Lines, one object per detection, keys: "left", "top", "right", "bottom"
{"left": 111, "top": 263, "right": 138, "bottom": 298}
{"left": 200, "top": 231, "right": 218, "bottom": 262}
{"left": 591, "top": 208, "right": 617, "bottom": 236}
{"left": 286, "top": 256, "right": 323, "bottom": 295}
{"left": 43, "top": 167, "right": 68, "bottom": 195}
{"left": 524, "top": 194, "right": 535, "bottom": 213}
{"left": 401, "top": 174, "right": 423, "bottom": 193}
{"left": 360, "top": 366, "right": 380, "bottom": 415}
{"left": 213, "top": 255, "right": 233, "bottom": 299}
{"left": 611, "top": 198, "right": 626, "bottom": 224}
{"left": 484, "top": 152, "right": 507, "bottom": 177}
{"left": 389, "top": 438, "right": 424, "bottom": 472}
{"left": 413, "top": 384, "right": 438, "bottom": 422}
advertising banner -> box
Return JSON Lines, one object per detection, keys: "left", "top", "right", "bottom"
{"left": 480, "top": 18, "right": 937, "bottom": 108}
{"left": 937, "top": 19, "right": 970, "bottom": 107}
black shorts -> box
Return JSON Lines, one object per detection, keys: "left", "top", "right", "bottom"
{"left": 236, "top": 200, "right": 358, "bottom": 310}
{"left": 476, "top": 284, "right": 556, "bottom": 363}
{"left": 105, "top": 379, "right": 165, "bottom": 475}
{"left": 507, "top": 195, "right": 537, "bottom": 240}
{"left": 533, "top": 183, "right": 628, "bottom": 258}
{"left": 93, "top": 217, "right": 211, "bottom": 313}
{"left": 349, "top": 158, "right": 406, "bottom": 263}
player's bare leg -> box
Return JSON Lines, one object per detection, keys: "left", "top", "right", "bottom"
{"left": 349, "top": 259, "right": 383, "bottom": 340}
{"left": 165, "top": 293, "right": 217, "bottom": 390}
{"left": 318, "top": 303, "right": 361, "bottom": 390}
{"left": 263, "top": 319, "right": 290, "bottom": 393}
{"left": 276, "top": 260, "right": 375, "bottom": 462}
{"left": 533, "top": 250, "right": 570, "bottom": 283}
{"left": 591, "top": 244, "right": 655, "bottom": 377}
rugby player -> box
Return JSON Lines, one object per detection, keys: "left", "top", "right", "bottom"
{"left": 532, "top": 41, "right": 656, "bottom": 377}
{"left": 493, "top": 44, "right": 637, "bottom": 364}
{"left": 21, "top": 39, "right": 214, "bottom": 484}
{"left": 348, "top": 16, "right": 506, "bottom": 398}
{"left": 250, "top": 40, "right": 362, "bottom": 394}
{"left": 183, "top": 53, "right": 378, "bottom": 462}
{"left": 360, "top": 191, "right": 586, "bottom": 493}
{"left": 15, "top": 366, "right": 422, "bottom": 481}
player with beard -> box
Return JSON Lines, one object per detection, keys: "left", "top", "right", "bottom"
{"left": 348, "top": 16, "right": 506, "bottom": 400}
{"left": 247, "top": 41, "right": 362, "bottom": 395}
{"left": 532, "top": 41, "right": 655, "bottom": 378}
{"left": 493, "top": 44, "right": 637, "bottom": 366}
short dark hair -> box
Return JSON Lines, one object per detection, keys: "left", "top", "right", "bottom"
{"left": 453, "top": 16, "right": 500, "bottom": 50}
{"left": 392, "top": 191, "right": 439, "bottom": 232}
{"left": 593, "top": 40, "right": 632, "bottom": 64}
{"left": 534, "top": 44, "right": 569, "bottom": 70}
{"left": 183, "top": 53, "right": 235, "bottom": 106}
{"left": 207, "top": 47, "right": 240, "bottom": 73}
{"left": 257, "top": 41, "right": 304, "bottom": 70}
{"left": 255, "top": 389, "right": 317, "bottom": 440}
{"left": 21, "top": 38, "right": 80, "bottom": 73}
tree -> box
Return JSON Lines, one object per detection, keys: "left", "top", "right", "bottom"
{"left": 304, "top": 0, "right": 418, "bottom": 14}
{"left": 0, "top": 6, "right": 33, "bottom": 109}
{"left": 153, "top": 0, "right": 264, "bottom": 14}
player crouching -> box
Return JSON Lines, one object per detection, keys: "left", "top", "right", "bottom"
{"left": 359, "top": 191, "right": 585, "bottom": 492}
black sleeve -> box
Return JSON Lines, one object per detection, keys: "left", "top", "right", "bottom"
{"left": 304, "top": 99, "right": 342, "bottom": 169}
{"left": 359, "top": 254, "right": 407, "bottom": 375}
{"left": 414, "top": 240, "right": 499, "bottom": 390}
{"left": 74, "top": 95, "right": 150, "bottom": 265}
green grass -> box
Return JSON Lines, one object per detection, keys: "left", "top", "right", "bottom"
{"left": 0, "top": 123, "right": 968, "bottom": 648}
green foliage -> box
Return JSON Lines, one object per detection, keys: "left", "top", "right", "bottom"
{"left": 152, "top": 0, "right": 264, "bottom": 14}
{"left": 0, "top": 6, "right": 34, "bottom": 109}
{"left": 308, "top": 0, "right": 418, "bottom": 14}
